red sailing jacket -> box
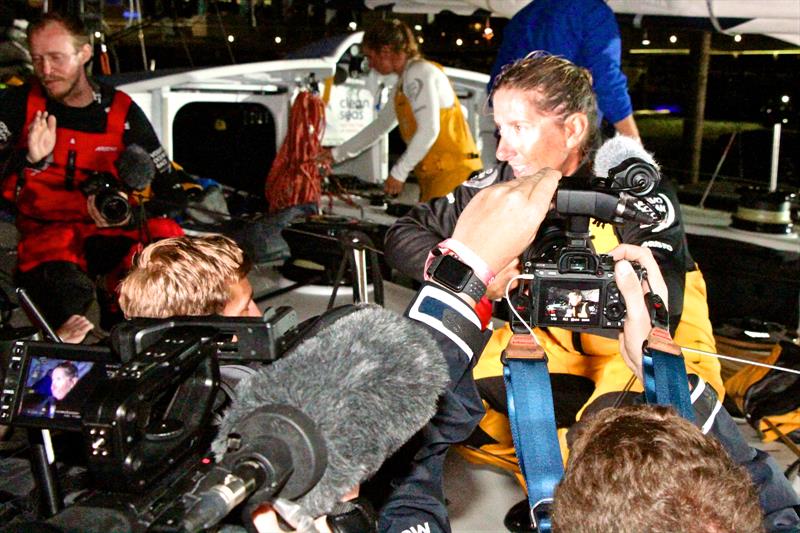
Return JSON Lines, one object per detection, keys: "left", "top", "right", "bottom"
{"left": 3, "top": 82, "right": 182, "bottom": 272}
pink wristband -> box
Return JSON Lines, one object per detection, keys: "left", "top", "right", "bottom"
{"left": 423, "top": 238, "right": 495, "bottom": 286}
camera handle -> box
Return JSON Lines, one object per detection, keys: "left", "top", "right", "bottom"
{"left": 564, "top": 214, "right": 591, "bottom": 245}
{"left": 15, "top": 288, "right": 66, "bottom": 516}
{"left": 27, "top": 428, "right": 63, "bottom": 517}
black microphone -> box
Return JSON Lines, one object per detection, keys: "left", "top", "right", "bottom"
{"left": 556, "top": 181, "right": 659, "bottom": 225}
{"left": 183, "top": 305, "right": 450, "bottom": 531}
{"left": 115, "top": 144, "right": 155, "bottom": 191}
{"left": 593, "top": 135, "right": 661, "bottom": 197}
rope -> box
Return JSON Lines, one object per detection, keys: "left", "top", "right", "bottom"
{"left": 264, "top": 90, "right": 329, "bottom": 214}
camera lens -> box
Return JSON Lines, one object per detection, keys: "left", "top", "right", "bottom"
{"left": 97, "top": 193, "right": 131, "bottom": 225}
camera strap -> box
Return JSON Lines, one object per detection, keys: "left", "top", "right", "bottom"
{"left": 502, "top": 333, "right": 562, "bottom": 533}
{"left": 641, "top": 293, "right": 695, "bottom": 422}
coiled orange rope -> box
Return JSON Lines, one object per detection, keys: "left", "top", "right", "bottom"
{"left": 265, "top": 90, "right": 330, "bottom": 214}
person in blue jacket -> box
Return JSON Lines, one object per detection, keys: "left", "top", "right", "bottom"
{"left": 489, "top": 0, "right": 640, "bottom": 141}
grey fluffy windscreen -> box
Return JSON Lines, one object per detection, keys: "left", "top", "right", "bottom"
{"left": 593, "top": 134, "right": 660, "bottom": 177}
{"left": 115, "top": 144, "right": 155, "bottom": 191}
{"left": 212, "top": 305, "right": 449, "bottom": 517}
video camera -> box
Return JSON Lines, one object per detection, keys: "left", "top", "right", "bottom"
{"left": 0, "top": 308, "right": 299, "bottom": 531}
{"left": 511, "top": 158, "right": 661, "bottom": 333}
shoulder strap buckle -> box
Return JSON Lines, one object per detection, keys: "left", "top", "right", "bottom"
{"left": 501, "top": 333, "right": 547, "bottom": 366}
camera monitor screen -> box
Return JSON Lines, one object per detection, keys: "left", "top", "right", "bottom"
{"left": 537, "top": 280, "right": 601, "bottom": 326}
{"left": 14, "top": 346, "right": 116, "bottom": 430}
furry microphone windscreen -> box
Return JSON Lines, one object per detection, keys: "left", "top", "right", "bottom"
{"left": 115, "top": 144, "right": 156, "bottom": 191}
{"left": 593, "top": 134, "right": 660, "bottom": 177}
{"left": 211, "top": 305, "right": 450, "bottom": 517}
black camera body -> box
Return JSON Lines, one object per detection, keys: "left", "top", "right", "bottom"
{"left": 511, "top": 162, "right": 661, "bottom": 333}
{"left": 1, "top": 327, "right": 219, "bottom": 493}
{"left": 79, "top": 172, "right": 131, "bottom": 225}
{"left": 0, "top": 309, "right": 301, "bottom": 531}
{"left": 527, "top": 248, "right": 642, "bottom": 330}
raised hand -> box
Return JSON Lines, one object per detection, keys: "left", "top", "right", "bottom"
{"left": 26, "top": 110, "right": 57, "bottom": 164}
{"left": 609, "top": 244, "right": 669, "bottom": 382}
{"left": 451, "top": 168, "right": 561, "bottom": 276}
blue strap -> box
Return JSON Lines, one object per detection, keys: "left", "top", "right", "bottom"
{"left": 504, "top": 352, "right": 563, "bottom": 532}
{"left": 642, "top": 346, "right": 695, "bottom": 423}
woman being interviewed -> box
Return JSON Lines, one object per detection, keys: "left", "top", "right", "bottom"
{"left": 322, "top": 19, "right": 482, "bottom": 201}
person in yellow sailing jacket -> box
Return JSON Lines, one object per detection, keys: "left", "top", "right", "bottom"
{"left": 320, "top": 19, "right": 482, "bottom": 202}
{"left": 384, "top": 54, "right": 800, "bottom": 533}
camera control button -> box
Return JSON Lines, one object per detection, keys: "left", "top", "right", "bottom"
{"left": 605, "top": 302, "right": 625, "bottom": 322}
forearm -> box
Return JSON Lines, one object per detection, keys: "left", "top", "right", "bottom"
{"left": 384, "top": 196, "right": 463, "bottom": 280}
{"left": 386, "top": 283, "right": 485, "bottom": 532}
{"left": 331, "top": 98, "right": 397, "bottom": 163}
{"left": 613, "top": 115, "right": 640, "bottom": 141}
{"left": 389, "top": 118, "right": 437, "bottom": 183}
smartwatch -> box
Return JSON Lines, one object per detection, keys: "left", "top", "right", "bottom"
{"left": 426, "top": 252, "right": 487, "bottom": 302}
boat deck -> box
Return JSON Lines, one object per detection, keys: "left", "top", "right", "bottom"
{"left": 0, "top": 217, "right": 796, "bottom": 531}
{"left": 255, "top": 268, "right": 800, "bottom": 532}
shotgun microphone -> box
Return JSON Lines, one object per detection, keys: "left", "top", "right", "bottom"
{"left": 183, "top": 305, "right": 450, "bottom": 531}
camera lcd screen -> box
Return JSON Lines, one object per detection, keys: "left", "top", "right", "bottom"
{"left": 536, "top": 280, "right": 601, "bottom": 326}
{"left": 14, "top": 349, "right": 115, "bottom": 430}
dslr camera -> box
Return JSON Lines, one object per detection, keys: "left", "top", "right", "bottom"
{"left": 527, "top": 248, "right": 642, "bottom": 331}
{"left": 79, "top": 171, "right": 131, "bottom": 225}
{"left": 512, "top": 158, "right": 661, "bottom": 333}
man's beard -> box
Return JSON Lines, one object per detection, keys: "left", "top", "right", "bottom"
{"left": 42, "top": 73, "right": 83, "bottom": 103}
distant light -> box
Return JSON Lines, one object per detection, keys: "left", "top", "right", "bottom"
{"left": 348, "top": 21, "right": 357, "bottom": 31}
{"left": 781, "top": 95, "right": 790, "bottom": 103}
{"left": 122, "top": 10, "right": 140, "bottom": 19}
{"left": 484, "top": 27, "right": 494, "bottom": 37}
{"left": 783, "top": 118, "right": 788, "bottom": 124}
{"left": 642, "top": 38, "right": 651, "bottom": 46}
{"left": 414, "top": 24, "right": 422, "bottom": 31}
{"left": 456, "top": 38, "right": 463, "bottom": 46}
{"left": 94, "top": 31, "right": 102, "bottom": 39}
{"left": 472, "top": 22, "right": 482, "bottom": 31}
{"left": 653, "top": 105, "right": 681, "bottom": 114}
{"left": 669, "top": 35, "right": 677, "bottom": 44}
{"left": 275, "top": 36, "right": 282, "bottom": 44}
{"left": 418, "top": 37, "right": 424, "bottom": 44}
{"left": 227, "top": 34, "right": 235, "bottom": 43}
{"left": 734, "top": 34, "right": 742, "bottom": 42}
{"left": 440, "top": 32, "right": 446, "bottom": 37}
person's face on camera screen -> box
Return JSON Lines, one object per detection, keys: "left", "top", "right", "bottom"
{"left": 568, "top": 291, "right": 583, "bottom": 307}
{"left": 50, "top": 367, "right": 77, "bottom": 401}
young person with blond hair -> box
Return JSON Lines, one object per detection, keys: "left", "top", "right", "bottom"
{"left": 118, "top": 234, "right": 259, "bottom": 319}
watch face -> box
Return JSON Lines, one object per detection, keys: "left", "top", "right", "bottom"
{"left": 433, "top": 255, "right": 473, "bottom": 291}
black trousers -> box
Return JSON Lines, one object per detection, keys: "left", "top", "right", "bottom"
{"left": 15, "top": 235, "right": 136, "bottom": 330}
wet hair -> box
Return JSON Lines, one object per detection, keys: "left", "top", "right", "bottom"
{"left": 53, "top": 362, "right": 78, "bottom": 379}
{"left": 552, "top": 405, "right": 764, "bottom": 533}
{"left": 362, "top": 18, "right": 420, "bottom": 59}
{"left": 27, "top": 12, "right": 91, "bottom": 50}
{"left": 491, "top": 52, "right": 598, "bottom": 155}
{"left": 119, "top": 235, "right": 252, "bottom": 318}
